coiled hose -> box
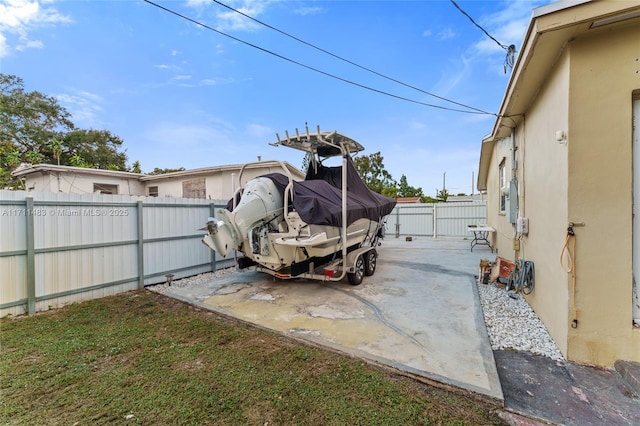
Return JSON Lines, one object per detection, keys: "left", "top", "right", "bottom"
{"left": 508, "top": 259, "right": 535, "bottom": 295}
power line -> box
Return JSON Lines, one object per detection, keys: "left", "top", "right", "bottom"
{"left": 212, "top": 0, "right": 492, "bottom": 115}
{"left": 450, "top": 0, "right": 507, "bottom": 50}
{"left": 142, "top": 0, "right": 496, "bottom": 115}
{"left": 449, "top": 0, "right": 516, "bottom": 73}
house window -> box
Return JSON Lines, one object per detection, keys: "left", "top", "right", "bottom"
{"left": 93, "top": 183, "right": 118, "bottom": 194}
{"left": 499, "top": 159, "right": 507, "bottom": 214}
{"left": 182, "top": 178, "right": 206, "bottom": 199}
{"left": 148, "top": 186, "right": 159, "bottom": 197}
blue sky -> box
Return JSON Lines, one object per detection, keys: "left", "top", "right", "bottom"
{"left": 1, "top": 0, "right": 552, "bottom": 196}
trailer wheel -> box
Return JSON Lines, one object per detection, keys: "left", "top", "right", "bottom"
{"left": 348, "top": 256, "right": 365, "bottom": 286}
{"left": 364, "top": 249, "right": 377, "bottom": 276}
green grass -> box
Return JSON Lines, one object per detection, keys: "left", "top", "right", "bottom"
{"left": 1, "top": 290, "right": 505, "bottom": 425}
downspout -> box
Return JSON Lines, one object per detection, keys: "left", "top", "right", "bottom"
{"left": 512, "top": 127, "right": 518, "bottom": 260}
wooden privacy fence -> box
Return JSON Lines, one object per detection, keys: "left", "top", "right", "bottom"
{"left": 0, "top": 190, "right": 231, "bottom": 317}
{"left": 389, "top": 202, "right": 487, "bottom": 238}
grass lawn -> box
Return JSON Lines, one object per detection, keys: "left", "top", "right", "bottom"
{"left": 1, "top": 290, "right": 506, "bottom": 425}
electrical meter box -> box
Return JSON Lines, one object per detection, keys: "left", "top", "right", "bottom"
{"left": 517, "top": 217, "right": 529, "bottom": 235}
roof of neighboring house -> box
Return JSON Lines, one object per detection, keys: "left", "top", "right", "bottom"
{"left": 477, "top": 0, "right": 640, "bottom": 191}
{"left": 396, "top": 197, "right": 422, "bottom": 203}
{"left": 139, "top": 160, "right": 304, "bottom": 181}
{"left": 12, "top": 164, "right": 143, "bottom": 179}
{"left": 12, "top": 161, "right": 305, "bottom": 181}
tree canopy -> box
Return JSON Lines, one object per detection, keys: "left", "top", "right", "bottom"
{"left": 353, "top": 152, "right": 396, "bottom": 195}
{"left": 396, "top": 174, "right": 424, "bottom": 199}
{"left": 353, "top": 152, "right": 431, "bottom": 201}
{"left": 0, "top": 73, "right": 130, "bottom": 188}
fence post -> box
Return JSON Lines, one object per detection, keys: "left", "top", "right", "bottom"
{"left": 433, "top": 203, "right": 437, "bottom": 239}
{"left": 137, "top": 200, "right": 144, "bottom": 289}
{"left": 209, "top": 203, "right": 217, "bottom": 272}
{"left": 26, "top": 195, "right": 36, "bottom": 315}
{"left": 395, "top": 207, "right": 400, "bottom": 238}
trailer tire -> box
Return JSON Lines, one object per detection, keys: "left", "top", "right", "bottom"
{"left": 364, "top": 249, "right": 377, "bottom": 276}
{"left": 348, "top": 256, "right": 365, "bottom": 286}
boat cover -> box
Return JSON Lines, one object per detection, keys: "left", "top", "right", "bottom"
{"left": 229, "top": 156, "right": 396, "bottom": 227}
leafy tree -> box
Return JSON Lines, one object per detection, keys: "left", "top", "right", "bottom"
{"left": 1, "top": 74, "right": 74, "bottom": 154}
{"left": 396, "top": 175, "right": 424, "bottom": 198}
{"left": 48, "top": 138, "right": 63, "bottom": 165}
{"left": 69, "top": 153, "right": 92, "bottom": 168}
{"left": 381, "top": 186, "right": 397, "bottom": 198}
{"left": 61, "top": 129, "right": 127, "bottom": 170}
{"left": 353, "top": 152, "right": 395, "bottom": 194}
{"left": 24, "top": 150, "right": 44, "bottom": 164}
{"left": 437, "top": 189, "right": 450, "bottom": 202}
{"left": 130, "top": 160, "right": 142, "bottom": 174}
{"left": 0, "top": 74, "right": 129, "bottom": 188}
{"left": 148, "top": 167, "right": 186, "bottom": 175}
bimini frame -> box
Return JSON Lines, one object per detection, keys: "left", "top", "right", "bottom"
{"left": 233, "top": 125, "right": 372, "bottom": 283}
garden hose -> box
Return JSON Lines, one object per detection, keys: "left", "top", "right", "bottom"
{"left": 560, "top": 224, "right": 578, "bottom": 328}
{"left": 518, "top": 259, "right": 535, "bottom": 295}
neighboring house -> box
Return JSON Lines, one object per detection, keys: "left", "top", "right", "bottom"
{"left": 12, "top": 164, "right": 145, "bottom": 195}
{"left": 395, "top": 197, "right": 422, "bottom": 204}
{"left": 139, "top": 162, "right": 305, "bottom": 200}
{"left": 12, "top": 161, "right": 305, "bottom": 200}
{"left": 447, "top": 194, "right": 484, "bottom": 203}
{"left": 477, "top": 0, "right": 640, "bottom": 367}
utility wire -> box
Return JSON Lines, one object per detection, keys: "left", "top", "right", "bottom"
{"left": 450, "top": 0, "right": 508, "bottom": 50}
{"left": 212, "top": 0, "right": 492, "bottom": 115}
{"left": 449, "top": 0, "right": 515, "bottom": 73}
{"left": 143, "top": 0, "right": 495, "bottom": 115}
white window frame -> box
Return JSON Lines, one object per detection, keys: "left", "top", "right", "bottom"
{"left": 499, "top": 159, "right": 507, "bottom": 214}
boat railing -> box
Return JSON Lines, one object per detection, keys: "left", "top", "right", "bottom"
{"left": 235, "top": 159, "right": 296, "bottom": 230}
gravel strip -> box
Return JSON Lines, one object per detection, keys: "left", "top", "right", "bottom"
{"left": 148, "top": 267, "right": 564, "bottom": 361}
{"left": 147, "top": 268, "right": 236, "bottom": 295}
{"left": 477, "top": 281, "right": 564, "bottom": 361}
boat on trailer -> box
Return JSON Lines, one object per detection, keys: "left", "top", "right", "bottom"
{"left": 201, "top": 126, "right": 396, "bottom": 285}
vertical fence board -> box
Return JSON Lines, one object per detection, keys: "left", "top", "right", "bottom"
{"left": 2, "top": 190, "right": 486, "bottom": 317}
{"left": 0, "top": 190, "right": 228, "bottom": 317}
{"left": 390, "top": 201, "right": 487, "bottom": 238}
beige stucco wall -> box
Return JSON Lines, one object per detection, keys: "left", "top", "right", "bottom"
{"left": 147, "top": 164, "right": 305, "bottom": 200}
{"left": 25, "top": 171, "right": 144, "bottom": 195}
{"left": 565, "top": 23, "right": 640, "bottom": 365}
{"left": 486, "top": 22, "right": 640, "bottom": 366}
{"left": 484, "top": 137, "right": 514, "bottom": 256}
{"left": 517, "top": 50, "right": 571, "bottom": 357}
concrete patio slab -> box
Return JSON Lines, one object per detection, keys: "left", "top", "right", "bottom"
{"left": 164, "top": 237, "right": 503, "bottom": 400}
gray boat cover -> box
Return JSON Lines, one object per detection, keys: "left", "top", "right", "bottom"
{"left": 228, "top": 156, "right": 396, "bottom": 227}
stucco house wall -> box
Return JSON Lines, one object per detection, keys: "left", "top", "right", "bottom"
{"left": 478, "top": 0, "right": 640, "bottom": 366}
{"left": 141, "top": 162, "right": 305, "bottom": 200}
{"left": 14, "top": 161, "right": 305, "bottom": 202}
{"left": 15, "top": 166, "right": 145, "bottom": 195}
{"left": 565, "top": 22, "right": 639, "bottom": 364}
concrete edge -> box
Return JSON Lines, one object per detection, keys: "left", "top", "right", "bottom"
{"left": 614, "top": 359, "right": 640, "bottom": 396}
{"left": 153, "top": 288, "right": 505, "bottom": 404}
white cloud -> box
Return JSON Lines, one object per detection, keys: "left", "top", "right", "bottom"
{"left": 0, "top": 0, "right": 72, "bottom": 57}
{"left": 294, "top": 6, "right": 322, "bottom": 17}
{"left": 472, "top": 1, "right": 546, "bottom": 56}
{"left": 437, "top": 28, "right": 457, "bottom": 41}
{"left": 208, "top": 0, "right": 278, "bottom": 32}
{"left": 56, "top": 90, "right": 104, "bottom": 128}
{"left": 245, "top": 123, "right": 272, "bottom": 138}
